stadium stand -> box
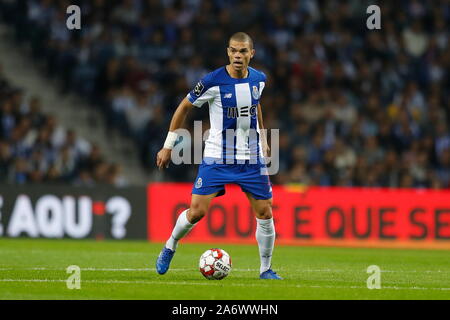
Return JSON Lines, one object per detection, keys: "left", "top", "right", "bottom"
{"left": 0, "top": 60, "right": 128, "bottom": 186}
{"left": 1, "top": 0, "right": 448, "bottom": 188}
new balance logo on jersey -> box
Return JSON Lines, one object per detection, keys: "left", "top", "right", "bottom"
{"left": 227, "top": 104, "right": 257, "bottom": 118}
{"left": 223, "top": 93, "right": 233, "bottom": 98}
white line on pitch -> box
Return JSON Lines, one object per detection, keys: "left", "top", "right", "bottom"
{"left": 0, "top": 267, "right": 449, "bottom": 273}
{"left": 0, "top": 267, "right": 254, "bottom": 272}
{"left": 0, "top": 278, "right": 449, "bottom": 291}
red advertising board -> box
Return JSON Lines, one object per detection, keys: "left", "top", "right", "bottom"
{"left": 147, "top": 183, "right": 450, "bottom": 249}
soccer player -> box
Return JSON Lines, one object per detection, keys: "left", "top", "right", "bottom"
{"left": 155, "top": 32, "right": 282, "bottom": 280}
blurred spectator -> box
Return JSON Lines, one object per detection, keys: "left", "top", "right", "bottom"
{"left": 125, "top": 92, "right": 153, "bottom": 142}
{"left": 402, "top": 20, "right": 429, "bottom": 58}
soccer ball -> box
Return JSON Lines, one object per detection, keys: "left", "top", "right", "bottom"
{"left": 199, "top": 248, "right": 232, "bottom": 280}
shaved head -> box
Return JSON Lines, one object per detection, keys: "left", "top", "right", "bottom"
{"left": 226, "top": 32, "right": 255, "bottom": 78}
{"left": 229, "top": 32, "right": 253, "bottom": 49}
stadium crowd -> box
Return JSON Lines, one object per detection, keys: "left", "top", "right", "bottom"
{"left": 0, "top": 62, "right": 127, "bottom": 186}
{"left": 0, "top": 0, "right": 448, "bottom": 188}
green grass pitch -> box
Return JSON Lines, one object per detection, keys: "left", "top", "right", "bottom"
{"left": 0, "top": 238, "right": 449, "bottom": 300}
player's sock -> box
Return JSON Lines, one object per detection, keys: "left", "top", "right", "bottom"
{"left": 255, "top": 217, "right": 275, "bottom": 274}
{"left": 165, "top": 209, "right": 196, "bottom": 251}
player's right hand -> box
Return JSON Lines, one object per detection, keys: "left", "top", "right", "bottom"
{"left": 156, "top": 148, "right": 172, "bottom": 170}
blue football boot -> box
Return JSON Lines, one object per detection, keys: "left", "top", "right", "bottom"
{"left": 156, "top": 247, "right": 175, "bottom": 275}
{"left": 260, "top": 269, "right": 283, "bottom": 280}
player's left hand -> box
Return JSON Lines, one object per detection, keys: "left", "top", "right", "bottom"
{"left": 156, "top": 148, "right": 172, "bottom": 170}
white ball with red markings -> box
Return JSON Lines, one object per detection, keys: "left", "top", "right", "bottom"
{"left": 199, "top": 248, "right": 232, "bottom": 280}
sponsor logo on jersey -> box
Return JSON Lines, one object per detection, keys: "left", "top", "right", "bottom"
{"left": 223, "top": 93, "right": 232, "bottom": 98}
{"left": 227, "top": 104, "right": 257, "bottom": 118}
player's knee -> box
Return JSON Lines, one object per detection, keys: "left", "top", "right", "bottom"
{"left": 256, "top": 200, "right": 273, "bottom": 220}
{"left": 188, "top": 203, "right": 207, "bottom": 223}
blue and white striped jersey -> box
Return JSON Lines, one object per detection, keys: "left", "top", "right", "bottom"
{"left": 187, "top": 66, "right": 267, "bottom": 163}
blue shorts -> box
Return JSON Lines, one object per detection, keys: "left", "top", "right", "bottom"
{"left": 192, "top": 158, "right": 273, "bottom": 200}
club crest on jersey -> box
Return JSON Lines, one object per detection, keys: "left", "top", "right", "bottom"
{"left": 195, "top": 177, "right": 203, "bottom": 188}
{"left": 252, "top": 85, "right": 259, "bottom": 99}
{"left": 194, "top": 81, "right": 204, "bottom": 96}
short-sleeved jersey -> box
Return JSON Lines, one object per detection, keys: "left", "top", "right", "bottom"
{"left": 187, "top": 66, "right": 267, "bottom": 163}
